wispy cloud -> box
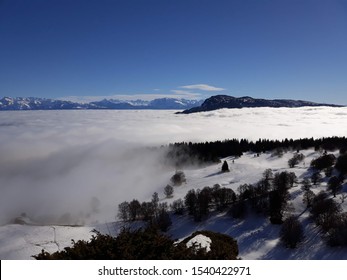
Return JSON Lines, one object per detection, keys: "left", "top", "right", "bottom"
{"left": 180, "top": 84, "right": 225, "bottom": 91}
{"left": 170, "top": 90, "right": 202, "bottom": 98}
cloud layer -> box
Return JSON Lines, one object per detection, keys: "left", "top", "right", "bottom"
{"left": 0, "top": 107, "right": 346, "bottom": 224}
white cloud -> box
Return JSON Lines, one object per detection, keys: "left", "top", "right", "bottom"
{"left": 180, "top": 84, "right": 225, "bottom": 91}
{"left": 1, "top": 107, "right": 347, "bottom": 225}
{"left": 170, "top": 89, "right": 203, "bottom": 99}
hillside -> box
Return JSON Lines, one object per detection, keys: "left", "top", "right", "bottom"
{"left": 179, "top": 95, "right": 343, "bottom": 114}
{"left": 1, "top": 148, "right": 346, "bottom": 259}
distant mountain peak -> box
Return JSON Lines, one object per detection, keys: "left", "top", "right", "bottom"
{"left": 178, "top": 95, "right": 343, "bottom": 114}
{"left": 0, "top": 96, "right": 203, "bottom": 110}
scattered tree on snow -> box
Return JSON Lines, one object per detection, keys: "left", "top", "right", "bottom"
{"left": 280, "top": 216, "right": 304, "bottom": 248}
{"left": 170, "top": 171, "right": 186, "bottom": 186}
{"left": 221, "top": 160, "right": 230, "bottom": 172}
{"left": 164, "top": 184, "right": 174, "bottom": 198}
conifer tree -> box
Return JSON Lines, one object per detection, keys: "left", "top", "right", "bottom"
{"left": 221, "top": 160, "right": 229, "bottom": 172}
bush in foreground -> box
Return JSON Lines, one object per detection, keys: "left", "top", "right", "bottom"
{"left": 34, "top": 227, "right": 239, "bottom": 260}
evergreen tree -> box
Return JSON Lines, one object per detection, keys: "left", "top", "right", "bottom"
{"left": 221, "top": 160, "right": 230, "bottom": 172}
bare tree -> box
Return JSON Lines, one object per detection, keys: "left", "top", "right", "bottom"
{"left": 164, "top": 184, "right": 174, "bottom": 198}
{"left": 280, "top": 216, "right": 304, "bottom": 248}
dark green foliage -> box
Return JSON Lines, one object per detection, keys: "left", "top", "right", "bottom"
{"left": 34, "top": 228, "right": 239, "bottom": 260}
{"left": 311, "top": 154, "right": 336, "bottom": 170}
{"left": 280, "top": 216, "right": 304, "bottom": 248}
{"left": 221, "top": 160, "right": 230, "bottom": 172}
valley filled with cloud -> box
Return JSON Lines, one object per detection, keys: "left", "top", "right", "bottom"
{"left": 1, "top": 107, "right": 347, "bottom": 226}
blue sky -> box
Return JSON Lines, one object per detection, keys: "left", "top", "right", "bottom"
{"left": 0, "top": 0, "right": 346, "bottom": 104}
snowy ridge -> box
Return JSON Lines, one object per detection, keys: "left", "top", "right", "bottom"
{"left": 0, "top": 97, "right": 203, "bottom": 110}
{"left": 179, "top": 95, "right": 343, "bottom": 114}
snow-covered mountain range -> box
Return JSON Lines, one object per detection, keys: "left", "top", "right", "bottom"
{"left": 1, "top": 95, "right": 342, "bottom": 112}
{"left": 0, "top": 96, "right": 203, "bottom": 110}
{"left": 179, "top": 95, "right": 343, "bottom": 114}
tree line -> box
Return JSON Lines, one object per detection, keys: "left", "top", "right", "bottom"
{"left": 164, "top": 136, "right": 347, "bottom": 167}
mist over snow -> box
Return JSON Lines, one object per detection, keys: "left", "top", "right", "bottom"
{"left": 0, "top": 107, "right": 347, "bottom": 225}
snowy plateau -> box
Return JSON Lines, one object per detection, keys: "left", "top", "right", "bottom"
{"left": 1, "top": 107, "right": 347, "bottom": 259}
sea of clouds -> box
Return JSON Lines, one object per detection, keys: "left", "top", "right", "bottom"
{"left": 0, "top": 107, "right": 346, "bottom": 224}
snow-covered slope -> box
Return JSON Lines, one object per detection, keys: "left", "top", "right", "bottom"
{"left": 1, "top": 148, "right": 346, "bottom": 260}
{"left": 163, "top": 149, "right": 347, "bottom": 260}
{"left": 0, "top": 224, "right": 94, "bottom": 259}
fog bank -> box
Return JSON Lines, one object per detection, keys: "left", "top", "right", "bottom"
{"left": 0, "top": 107, "right": 346, "bottom": 224}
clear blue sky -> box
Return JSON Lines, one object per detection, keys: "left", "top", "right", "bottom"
{"left": 0, "top": 0, "right": 346, "bottom": 104}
